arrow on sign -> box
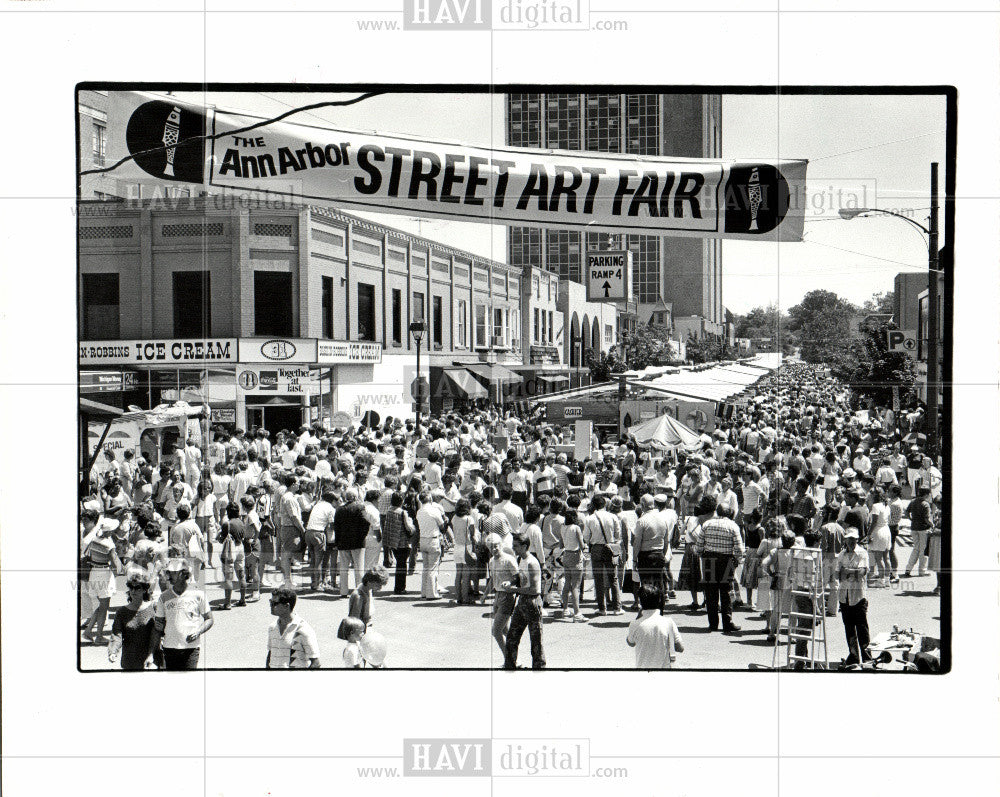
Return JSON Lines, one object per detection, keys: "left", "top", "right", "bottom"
{"left": 602, "top": 281, "right": 611, "bottom": 297}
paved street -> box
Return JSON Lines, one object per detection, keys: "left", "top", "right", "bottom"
{"left": 81, "top": 525, "right": 939, "bottom": 671}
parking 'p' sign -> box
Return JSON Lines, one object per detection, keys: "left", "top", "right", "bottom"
{"left": 887, "top": 329, "right": 917, "bottom": 356}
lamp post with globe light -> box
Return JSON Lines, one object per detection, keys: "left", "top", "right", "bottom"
{"left": 838, "top": 162, "right": 940, "bottom": 450}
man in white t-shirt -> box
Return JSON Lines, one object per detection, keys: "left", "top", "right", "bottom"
{"left": 496, "top": 488, "right": 524, "bottom": 533}
{"left": 184, "top": 441, "right": 202, "bottom": 487}
{"left": 306, "top": 490, "right": 338, "bottom": 591}
{"left": 152, "top": 558, "right": 213, "bottom": 670}
{"left": 627, "top": 585, "right": 685, "bottom": 668}
{"left": 852, "top": 451, "right": 872, "bottom": 476}
{"left": 265, "top": 587, "right": 321, "bottom": 668}
{"left": 257, "top": 430, "right": 272, "bottom": 463}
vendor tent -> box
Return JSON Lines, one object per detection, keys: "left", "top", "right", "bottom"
{"left": 119, "top": 400, "right": 209, "bottom": 428}
{"left": 628, "top": 412, "right": 702, "bottom": 450}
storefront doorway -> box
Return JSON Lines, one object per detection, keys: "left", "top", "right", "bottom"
{"left": 245, "top": 398, "right": 304, "bottom": 439}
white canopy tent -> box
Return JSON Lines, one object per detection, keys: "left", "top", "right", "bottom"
{"left": 628, "top": 412, "right": 703, "bottom": 450}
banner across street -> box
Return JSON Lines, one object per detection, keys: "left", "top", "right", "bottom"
{"left": 92, "top": 92, "right": 809, "bottom": 242}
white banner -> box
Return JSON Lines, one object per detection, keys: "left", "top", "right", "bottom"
{"left": 79, "top": 338, "right": 237, "bottom": 365}
{"left": 93, "top": 92, "right": 808, "bottom": 242}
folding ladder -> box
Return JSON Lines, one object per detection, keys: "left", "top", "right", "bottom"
{"left": 771, "top": 546, "right": 829, "bottom": 670}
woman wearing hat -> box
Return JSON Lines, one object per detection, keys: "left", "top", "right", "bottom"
{"left": 81, "top": 516, "right": 124, "bottom": 644}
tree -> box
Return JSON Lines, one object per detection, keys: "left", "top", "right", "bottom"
{"left": 586, "top": 350, "right": 626, "bottom": 383}
{"left": 835, "top": 321, "right": 917, "bottom": 407}
{"left": 734, "top": 303, "right": 795, "bottom": 355}
{"left": 863, "top": 290, "right": 894, "bottom": 316}
{"left": 786, "top": 289, "right": 858, "bottom": 365}
{"left": 619, "top": 325, "right": 680, "bottom": 370}
{"left": 685, "top": 336, "right": 739, "bottom": 365}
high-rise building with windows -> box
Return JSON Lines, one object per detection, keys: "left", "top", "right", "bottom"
{"left": 506, "top": 93, "right": 724, "bottom": 335}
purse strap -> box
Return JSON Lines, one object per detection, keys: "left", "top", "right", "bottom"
{"left": 596, "top": 513, "right": 610, "bottom": 545}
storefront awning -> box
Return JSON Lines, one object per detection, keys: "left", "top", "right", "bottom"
{"left": 441, "top": 368, "right": 488, "bottom": 399}
{"left": 465, "top": 363, "right": 524, "bottom": 384}
{"left": 536, "top": 374, "right": 569, "bottom": 384}
{"left": 79, "top": 397, "right": 124, "bottom": 419}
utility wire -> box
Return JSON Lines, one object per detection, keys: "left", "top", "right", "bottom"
{"left": 80, "top": 92, "right": 384, "bottom": 177}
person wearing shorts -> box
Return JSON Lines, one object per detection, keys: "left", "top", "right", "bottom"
{"left": 152, "top": 558, "right": 213, "bottom": 670}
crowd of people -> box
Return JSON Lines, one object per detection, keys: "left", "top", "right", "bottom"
{"left": 80, "top": 362, "right": 942, "bottom": 670}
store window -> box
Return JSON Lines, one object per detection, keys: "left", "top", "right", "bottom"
{"left": 357, "top": 282, "right": 376, "bottom": 342}
{"left": 81, "top": 272, "right": 120, "bottom": 339}
{"left": 173, "top": 271, "right": 211, "bottom": 338}
{"left": 254, "top": 271, "right": 293, "bottom": 337}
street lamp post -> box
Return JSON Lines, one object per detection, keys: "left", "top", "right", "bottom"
{"left": 409, "top": 320, "right": 426, "bottom": 440}
{"left": 486, "top": 348, "right": 499, "bottom": 411}
{"left": 838, "top": 162, "right": 941, "bottom": 450}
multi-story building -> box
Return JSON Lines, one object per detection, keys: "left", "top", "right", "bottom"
{"left": 78, "top": 197, "right": 557, "bottom": 431}
{"left": 558, "top": 281, "right": 620, "bottom": 389}
{"left": 893, "top": 272, "right": 929, "bottom": 332}
{"left": 506, "top": 92, "right": 724, "bottom": 338}
{"left": 892, "top": 271, "right": 944, "bottom": 404}
{"left": 78, "top": 90, "right": 109, "bottom": 184}
{"left": 518, "top": 266, "right": 571, "bottom": 396}
{"left": 78, "top": 195, "right": 619, "bottom": 426}
{"left": 77, "top": 92, "right": 621, "bottom": 437}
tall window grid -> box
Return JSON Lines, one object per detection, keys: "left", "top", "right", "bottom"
{"left": 625, "top": 94, "right": 659, "bottom": 155}
{"left": 509, "top": 227, "right": 542, "bottom": 269}
{"left": 507, "top": 94, "right": 542, "bottom": 147}
{"left": 545, "top": 230, "right": 581, "bottom": 283}
{"left": 630, "top": 235, "right": 660, "bottom": 304}
{"left": 545, "top": 94, "right": 581, "bottom": 149}
{"left": 585, "top": 94, "right": 621, "bottom": 152}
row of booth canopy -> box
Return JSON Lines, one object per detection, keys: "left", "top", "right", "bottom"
{"left": 527, "top": 353, "right": 783, "bottom": 446}
{"left": 532, "top": 353, "right": 782, "bottom": 406}
{"left": 618, "top": 353, "right": 783, "bottom": 403}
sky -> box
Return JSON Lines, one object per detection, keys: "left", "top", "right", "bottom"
{"left": 174, "top": 90, "right": 947, "bottom": 314}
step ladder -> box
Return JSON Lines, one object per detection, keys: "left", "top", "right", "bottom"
{"left": 771, "top": 546, "right": 829, "bottom": 670}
